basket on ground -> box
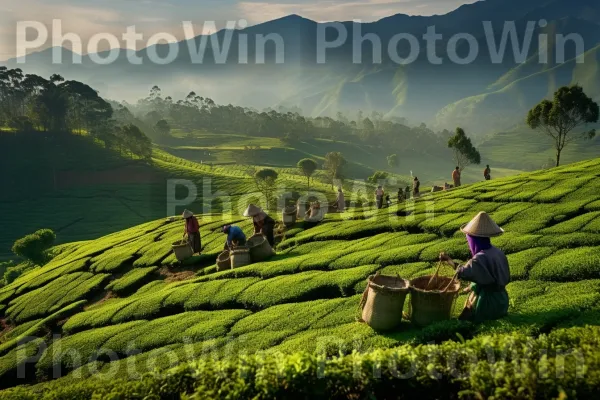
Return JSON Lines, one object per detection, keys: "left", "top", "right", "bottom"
{"left": 409, "top": 275, "right": 460, "bottom": 327}
{"left": 282, "top": 206, "right": 298, "bottom": 227}
{"left": 360, "top": 274, "right": 410, "bottom": 331}
{"left": 231, "top": 247, "right": 251, "bottom": 269}
{"left": 247, "top": 234, "right": 274, "bottom": 262}
{"left": 216, "top": 251, "right": 231, "bottom": 271}
{"left": 172, "top": 241, "right": 193, "bottom": 261}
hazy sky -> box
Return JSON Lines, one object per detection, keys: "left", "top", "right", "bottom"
{"left": 0, "top": 0, "right": 477, "bottom": 61}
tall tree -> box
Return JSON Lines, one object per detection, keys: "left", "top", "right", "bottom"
{"left": 297, "top": 158, "right": 318, "bottom": 189}
{"left": 254, "top": 168, "right": 279, "bottom": 210}
{"left": 527, "top": 85, "right": 598, "bottom": 167}
{"left": 323, "top": 152, "right": 346, "bottom": 189}
{"left": 448, "top": 127, "right": 481, "bottom": 172}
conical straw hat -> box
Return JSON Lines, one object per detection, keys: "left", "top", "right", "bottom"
{"left": 460, "top": 211, "right": 504, "bottom": 237}
{"left": 243, "top": 204, "right": 262, "bottom": 217}
{"left": 182, "top": 209, "right": 194, "bottom": 219}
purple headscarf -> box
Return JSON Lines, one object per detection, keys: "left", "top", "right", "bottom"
{"left": 466, "top": 234, "right": 491, "bottom": 258}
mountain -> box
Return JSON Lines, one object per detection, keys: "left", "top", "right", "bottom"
{"left": 4, "top": 0, "right": 600, "bottom": 132}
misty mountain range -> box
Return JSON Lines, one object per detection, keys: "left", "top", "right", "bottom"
{"left": 4, "top": 0, "right": 600, "bottom": 137}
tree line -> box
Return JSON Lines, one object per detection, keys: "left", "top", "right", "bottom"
{"left": 0, "top": 67, "right": 152, "bottom": 160}
{"left": 126, "top": 86, "right": 454, "bottom": 156}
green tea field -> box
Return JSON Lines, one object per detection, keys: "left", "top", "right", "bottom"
{"left": 1, "top": 157, "right": 600, "bottom": 398}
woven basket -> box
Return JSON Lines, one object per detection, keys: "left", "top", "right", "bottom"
{"left": 172, "top": 241, "right": 193, "bottom": 261}
{"left": 230, "top": 247, "right": 251, "bottom": 269}
{"left": 360, "top": 274, "right": 410, "bottom": 331}
{"left": 282, "top": 206, "right": 297, "bottom": 227}
{"left": 409, "top": 275, "right": 460, "bottom": 327}
{"left": 216, "top": 251, "right": 231, "bottom": 271}
{"left": 247, "top": 234, "right": 274, "bottom": 262}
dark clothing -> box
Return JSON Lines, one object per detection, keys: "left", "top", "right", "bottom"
{"left": 376, "top": 195, "right": 383, "bottom": 209}
{"left": 457, "top": 246, "right": 510, "bottom": 321}
{"left": 484, "top": 168, "right": 491, "bottom": 180}
{"left": 185, "top": 216, "right": 200, "bottom": 234}
{"left": 413, "top": 181, "right": 420, "bottom": 196}
{"left": 226, "top": 226, "right": 246, "bottom": 248}
{"left": 224, "top": 236, "right": 246, "bottom": 250}
{"left": 253, "top": 212, "right": 275, "bottom": 247}
{"left": 188, "top": 231, "right": 201, "bottom": 253}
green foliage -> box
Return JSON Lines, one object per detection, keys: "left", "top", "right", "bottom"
{"left": 323, "top": 152, "right": 346, "bottom": 187}
{"left": 529, "top": 247, "right": 600, "bottom": 281}
{"left": 7, "top": 326, "right": 600, "bottom": 399}
{"left": 105, "top": 267, "right": 158, "bottom": 295}
{"left": 447, "top": 127, "right": 481, "bottom": 171}
{"left": 297, "top": 158, "right": 318, "bottom": 188}
{"left": 6, "top": 272, "right": 110, "bottom": 323}
{"left": 368, "top": 171, "right": 389, "bottom": 184}
{"left": 4, "top": 156, "right": 600, "bottom": 395}
{"left": 506, "top": 247, "right": 554, "bottom": 280}
{"left": 527, "top": 85, "right": 599, "bottom": 166}
{"left": 11, "top": 229, "right": 56, "bottom": 265}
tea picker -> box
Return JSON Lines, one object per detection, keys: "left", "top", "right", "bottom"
{"left": 439, "top": 211, "right": 510, "bottom": 322}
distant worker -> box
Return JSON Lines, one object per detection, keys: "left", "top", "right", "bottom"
{"left": 375, "top": 185, "right": 384, "bottom": 209}
{"left": 397, "top": 187, "right": 405, "bottom": 202}
{"left": 452, "top": 166, "right": 461, "bottom": 187}
{"left": 222, "top": 225, "right": 246, "bottom": 250}
{"left": 182, "top": 209, "right": 201, "bottom": 255}
{"left": 412, "top": 177, "right": 420, "bottom": 197}
{"left": 244, "top": 204, "right": 276, "bottom": 247}
{"left": 439, "top": 211, "right": 509, "bottom": 322}
{"left": 405, "top": 185, "right": 411, "bottom": 199}
{"left": 385, "top": 194, "right": 391, "bottom": 207}
{"left": 484, "top": 165, "right": 491, "bottom": 181}
{"left": 336, "top": 187, "right": 345, "bottom": 212}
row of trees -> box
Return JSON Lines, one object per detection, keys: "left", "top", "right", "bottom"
{"left": 0, "top": 67, "right": 153, "bottom": 160}
{"left": 127, "top": 86, "right": 452, "bottom": 155}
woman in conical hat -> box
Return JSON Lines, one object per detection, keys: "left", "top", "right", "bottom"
{"left": 243, "top": 204, "right": 276, "bottom": 247}
{"left": 182, "top": 209, "right": 201, "bottom": 255}
{"left": 439, "top": 211, "right": 510, "bottom": 322}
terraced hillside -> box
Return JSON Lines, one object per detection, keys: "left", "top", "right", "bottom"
{"left": 0, "top": 133, "right": 342, "bottom": 259}
{"left": 1, "top": 158, "right": 600, "bottom": 398}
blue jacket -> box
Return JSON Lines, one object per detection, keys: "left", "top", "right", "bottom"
{"left": 227, "top": 226, "right": 246, "bottom": 246}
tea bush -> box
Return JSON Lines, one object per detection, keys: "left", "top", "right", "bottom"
{"left": 529, "top": 247, "right": 600, "bottom": 281}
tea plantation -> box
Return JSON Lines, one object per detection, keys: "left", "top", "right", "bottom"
{"left": 1, "top": 158, "right": 600, "bottom": 398}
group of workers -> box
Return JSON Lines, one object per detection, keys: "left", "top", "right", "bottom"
{"left": 181, "top": 203, "right": 276, "bottom": 254}
{"left": 375, "top": 177, "right": 421, "bottom": 209}
{"left": 180, "top": 160, "right": 507, "bottom": 323}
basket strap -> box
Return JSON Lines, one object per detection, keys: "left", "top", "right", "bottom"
{"left": 358, "top": 276, "right": 373, "bottom": 311}
{"left": 426, "top": 261, "right": 442, "bottom": 290}
{"left": 442, "top": 270, "right": 460, "bottom": 293}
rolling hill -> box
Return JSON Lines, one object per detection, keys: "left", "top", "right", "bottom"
{"left": 1, "top": 156, "right": 600, "bottom": 397}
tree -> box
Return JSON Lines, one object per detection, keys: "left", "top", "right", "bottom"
{"left": 323, "top": 152, "right": 346, "bottom": 189}
{"left": 119, "top": 124, "right": 152, "bottom": 160}
{"left": 297, "top": 158, "right": 318, "bottom": 189}
{"left": 387, "top": 154, "right": 399, "bottom": 169}
{"left": 527, "top": 85, "right": 599, "bottom": 167}
{"left": 448, "top": 127, "right": 481, "bottom": 172}
{"left": 368, "top": 171, "right": 389, "bottom": 184}
{"left": 254, "top": 168, "right": 279, "bottom": 210}
{"left": 155, "top": 119, "right": 171, "bottom": 137}
{"left": 12, "top": 229, "right": 56, "bottom": 265}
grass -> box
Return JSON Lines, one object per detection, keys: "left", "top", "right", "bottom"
{"left": 1, "top": 156, "right": 600, "bottom": 394}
